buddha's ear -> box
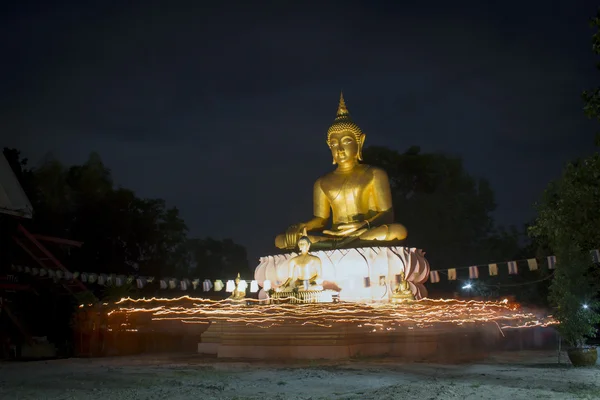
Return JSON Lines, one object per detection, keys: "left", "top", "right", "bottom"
{"left": 357, "top": 134, "right": 366, "bottom": 161}
{"left": 327, "top": 139, "right": 337, "bottom": 165}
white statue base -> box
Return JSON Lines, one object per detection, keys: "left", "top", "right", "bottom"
{"left": 254, "top": 246, "right": 430, "bottom": 302}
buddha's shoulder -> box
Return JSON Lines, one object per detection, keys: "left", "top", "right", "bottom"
{"left": 361, "top": 164, "right": 388, "bottom": 177}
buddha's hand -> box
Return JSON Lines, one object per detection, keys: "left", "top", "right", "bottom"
{"left": 323, "top": 221, "right": 368, "bottom": 236}
{"left": 284, "top": 224, "right": 306, "bottom": 248}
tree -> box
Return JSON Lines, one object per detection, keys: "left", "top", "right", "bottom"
{"left": 529, "top": 156, "right": 600, "bottom": 346}
{"left": 582, "top": 11, "right": 600, "bottom": 147}
{"left": 4, "top": 149, "right": 191, "bottom": 277}
{"left": 530, "top": 10, "right": 600, "bottom": 348}
{"left": 185, "top": 237, "right": 250, "bottom": 281}
{"left": 363, "top": 145, "right": 521, "bottom": 270}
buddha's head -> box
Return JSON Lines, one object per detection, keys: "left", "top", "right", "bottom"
{"left": 297, "top": 236, "right": 311, "bottom": 254}
{"left": 327, "top": 93, "right": 365, "bottom": 165}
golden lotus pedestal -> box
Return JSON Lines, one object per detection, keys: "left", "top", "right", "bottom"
{"left": 197, "top": 321, "right": 501, "bottom": 362}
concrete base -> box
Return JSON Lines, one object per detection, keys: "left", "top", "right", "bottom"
{"left": 198, "top": 321, "right": 502, "bottom": 363}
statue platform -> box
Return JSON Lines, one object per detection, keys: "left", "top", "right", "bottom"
{"left": 270, "top": 289, "right": 336, "bottom": 304}
{"left": 197, "top": 320, "right": 501, "bottom": 362}
{"left": 254, "top": 246, "right": 430, "bottom": 302}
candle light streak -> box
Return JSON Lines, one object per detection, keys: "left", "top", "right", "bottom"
{"left": 100, "top": 296, "right": 556, "bottom": 334}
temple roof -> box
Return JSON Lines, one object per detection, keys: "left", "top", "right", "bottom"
{"left": 0, "top": 152, "right": 33, "bottom": 219}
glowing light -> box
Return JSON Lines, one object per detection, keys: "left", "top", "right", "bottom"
{"left": 100, "top": 296, "right": 556, "bottom": 334}
{"left": 462, "top": 283, "right": 472, "bottom": 290}
{"left": 583, "top": 304, "right": 589, "bottom": 309}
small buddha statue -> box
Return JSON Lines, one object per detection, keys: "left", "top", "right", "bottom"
{"left": 278, "top": 229, "right": 323, "bottom": 292}
{"left": 392, "top": 271, "right": 415, "bottom": 302}
{"left": 229, "top": 273, "right": 247, "bottom": 300}
{"left": 275, "top": 93, "right": 408, "bottom": 250}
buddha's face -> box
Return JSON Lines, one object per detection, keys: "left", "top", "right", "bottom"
{"left": 298, "top": 238, "right": 310, "bottom": 253}
{"left": 328, "top": 131, "right": 364, "bottom": 165}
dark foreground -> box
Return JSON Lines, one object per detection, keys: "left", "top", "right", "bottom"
{"left": 1, "top": 351, "right": 599, "bottom": 400}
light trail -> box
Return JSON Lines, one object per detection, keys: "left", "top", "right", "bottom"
{"left": 97, "top": 296, "right": 556, "bottom": 333}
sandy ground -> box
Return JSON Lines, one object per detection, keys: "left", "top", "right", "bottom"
{"left": 1, "top": 351, "right": 599, "bottom": 400}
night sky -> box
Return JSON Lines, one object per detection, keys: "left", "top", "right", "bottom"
{"left": 1, "top": 1, "right": 599, "bottom": 263}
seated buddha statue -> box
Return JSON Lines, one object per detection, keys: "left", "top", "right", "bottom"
{"left": 229, "top": 273, "right": 247, "bottom": 300}
{"left": 278, "top": 229, "right": 323, "bottom": 291}
{"left": 392, "top": 271, "right": 415, "bottom": 302}
{"left": 275, "top": 93, "right": 408, "bottom": 250}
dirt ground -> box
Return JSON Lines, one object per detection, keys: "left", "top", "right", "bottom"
{"left": 1, "top": 350, "right": 599, "bottom": 400}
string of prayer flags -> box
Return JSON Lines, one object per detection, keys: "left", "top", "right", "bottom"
{"left": 447, "top": 268, "right": 457, "bottom": 281}
{"left": 547, "top": 255, "right": 556, "bottom": 270}
{"left": 468, "top": 266, "right": 479, "bottom": 279}
{"left": 527, "top": 258, "right": 538, "bottom": 271}
{"left": 429, "top": 270, "right": 440, "bottom": 283}
{"left": 489, "top": 263, "right": 498, "bottom": 276}
{"left": 507, "top": 261, "right": 518, "bottom": 275}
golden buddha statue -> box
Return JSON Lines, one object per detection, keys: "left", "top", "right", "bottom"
{"left": 278, "top": 229, "right": 323, "bottom": 291}
{"left": 229, "top": 273, "right": 247, "bottom": 300}
{"left": 392, "top": 271, "right": 415, "bottom": 302}
{"left": 275, "top": 93, "right": 408, "bottom": 250}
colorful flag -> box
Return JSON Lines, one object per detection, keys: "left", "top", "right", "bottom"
{"left": 214, "top": 280, "right": 224, "bottom": 291}
{"left": 262, "top": 280, "right": 272, "bottom": 291}
{"left": 547, "top": 255, "right": 556, "bottom": 270}
{"left": 202, "top": 279, "right": 212, "bottom": 291}
{"left": 250, "top": 280, "right": 259, "bottom": 292}
{"left": 488, "top": 263, "right": 498, "bottom": 276}
{"left": 447, "top": 268, "right": 457, "bottom": 281}
{"left": 468, "top": 266, "right": 479, "bottom": 279}
{"left": 507, "top": 261, "right": 518, "bottom": 275}
{"left": 225, "top": 280, "right": 235, "bottom": 292}
{"left": 591, "top": 249, "right": 600, "bottom": 263}
{"left": 429, "top": 270, "right": 440, "bottom": 283}
{"left": 363, "top": 277, "right": 371, "bottom": 287}
{"left": 527, "top": 258, "right": 538, "bottom": 271}
{"left": 136, "top": 277, "right": 146, "bottom": 289}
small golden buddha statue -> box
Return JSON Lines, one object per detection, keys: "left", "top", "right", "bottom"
{"left": 392, "top": 271, "right": 415, "bottom": 302}
{"left": 278, "top": 229, "right": 323, "bottom": 291}
{"left": 275, "top": 93, "right": 408, "bottom": 250}
{"left": 229, "top": 273, "right": 247, "bottom": 300}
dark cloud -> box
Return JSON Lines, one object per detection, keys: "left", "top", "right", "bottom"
{"left": 1, "top": 0, "right": 599, "bottom": 263}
